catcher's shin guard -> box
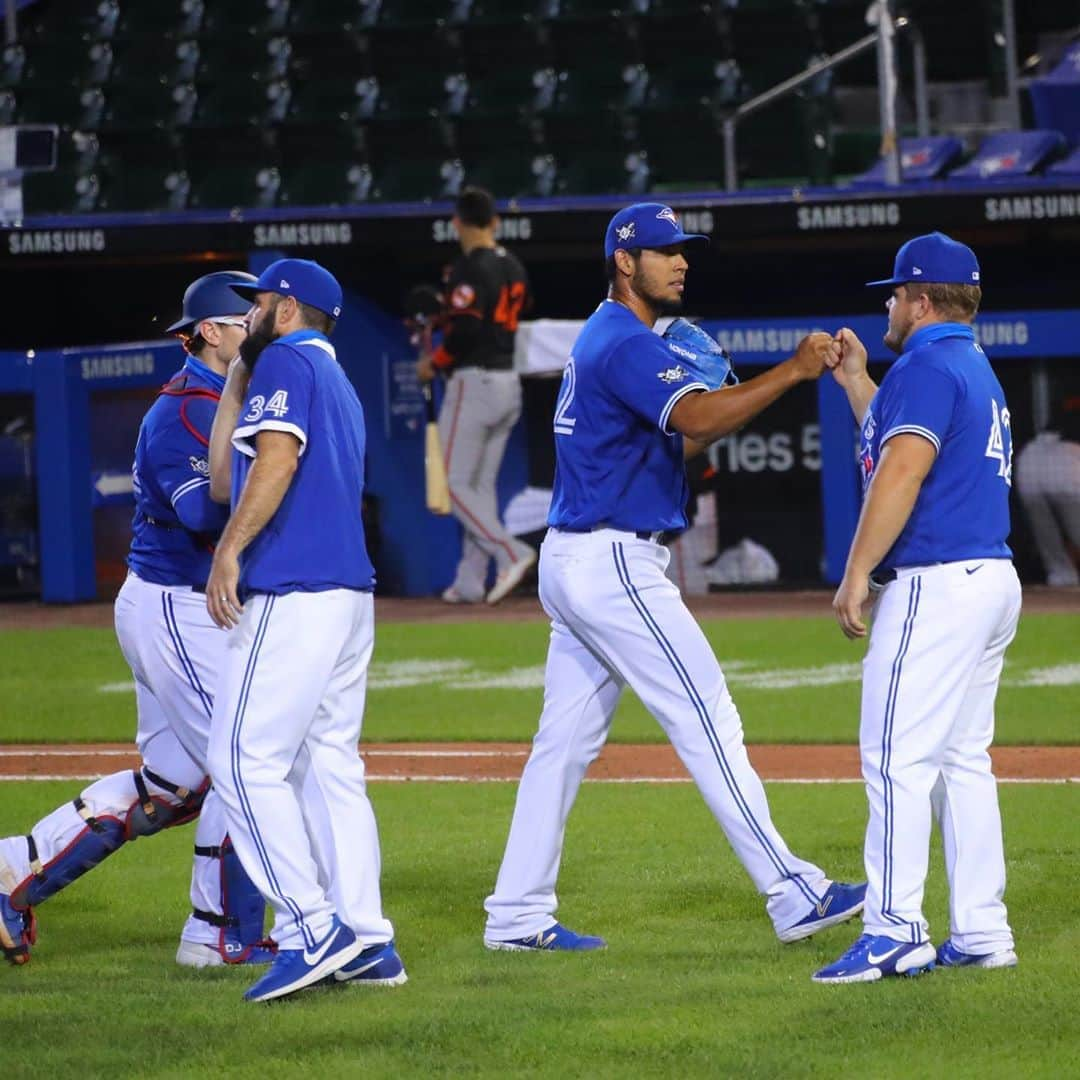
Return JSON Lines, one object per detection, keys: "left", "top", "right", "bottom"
{"left": 191, "top": 836, "right": 272, "bottom": 963}
{"left": 0, "top": 857, "right": 37, "bottom": 966}
{"left": 9, "top": 768, "right": 208, "bottom": 910}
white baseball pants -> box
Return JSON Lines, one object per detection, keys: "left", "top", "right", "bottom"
{"left": 485, "top": 528, "right": 828, "bottom": 940}
{"left": 439, "top": 368, "right": 533, "bottom": 599}
{"left": 208, "top": 589, "right": 393, "bottom": 952}
{"left": 860, "top": 559, "right": 1021, "bottom": 952}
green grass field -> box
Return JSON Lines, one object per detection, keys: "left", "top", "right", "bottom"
{"left": 2, "top": 781, "right": 1077, "bottom": 1079}
{"left": 2, "top": 610, "right": 1077, "bottom": 1077}
{"left": 3, "top": 613, "right": 1078, "bottom": 744}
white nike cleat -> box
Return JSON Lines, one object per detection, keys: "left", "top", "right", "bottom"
{"left": 812, "top": 933, "right": 936, "bottom": 984}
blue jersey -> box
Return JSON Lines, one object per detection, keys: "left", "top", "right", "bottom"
{"left": 127, "top": 355, "right": 229, "bottom": 587}
{"left": 231, "top": 329, "right": 375, "bottom": 595}
{"left": 548, "top": 300, "right": 708, "bottom": 532}
{"left": 860, "top": 322, "right": 1013, "bottom": 569}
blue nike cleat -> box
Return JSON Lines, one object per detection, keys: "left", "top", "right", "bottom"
{"left": 334, "top": 939, "right": 408, "bottom": 986}
{"left": 243, "top": 916, "right": 364, "bottom": 1002}
{"left": 812, "top": 933, "right": 936, "bottom": 984}
{"left": 936, "top": 939, "right": 1018, "bottom": 969}
{"left": 777, "top": 881, "right": 867, "bottom": 943}
{"left": 0, "top": 892, "right": 36, "bottom": 967}
{"left": 484, "top": 922, "right": 607, "bottom": 952}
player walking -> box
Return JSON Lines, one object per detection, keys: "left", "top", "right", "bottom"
{"left": 0, "top": 272, "right": 274, "bottom": 969}
{"left": 813, "top": 233, "right": 1021, "bottom": 984}
{"left": 417, "top": 186, "right": 536, "bottom": 605}
{"left": 204, "top": 258, "right": 404, "bottom": 1002}
{"left": 483, "top": 203, "right": 866, "bottom": 952}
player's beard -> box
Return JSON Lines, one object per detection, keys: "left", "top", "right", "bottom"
{"left": 238, "top": 300, "right": 280, "bottom": 370}
{"left": 884, "top": 304, "right": 915, "bottom": 354}
{"left": 633, "top": 267, "right": 683, "bottom": 316}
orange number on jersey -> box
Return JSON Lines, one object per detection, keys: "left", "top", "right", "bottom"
{"left": 493, "top": 282, "right": 527, "bottom": 332}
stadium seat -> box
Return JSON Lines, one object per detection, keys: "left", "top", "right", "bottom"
{"left": 729, "top": 1, "right": 819, "bottom": 97}
{"left": 196, "top": 36, "right": 292, "bottom": 84}
{"left": 114, "top": 0, "right": 205, "bottom": 39}
{"left": 16, "top": 85, "right": 106, "bottom": 130}
{"left": 1029, "top": 40, "right": 1080, "bottom": 142}
{"left": 464, "top": 66, "right": 559, "bottom": 119}
{"left": 557, "top": 148, "right": 651, "bottom": 196}
{"left": 95, "top": 165, "right": 191, "bottom": 213}
{"left": 15, "top": 38, "right": 113, "bottom": 89}
{"left": 637, "top": 0, "right": 733, "bottom": 68}
{"left": 20, "top": 167, "right": 100, "bottom": 215}
{"left": 464, "top": 151, "right": 557, "bottom": 199}
{"left": 189, "top": 78, "right": 291, "bottom": 129}
{"left": 284, "top": 75, "right": 379, "bottom": 130}
{"left": 0, "top": 89, "right": 15, "bottom": 125}
{"left": 286, "top": 0, "right": 368, "bottom": 32}
{"left": 457, "top": 1, "right": 556, "bottom": 74}
{"left": 1046, "top": 143, "right": 1080, "bottom": 178}
{"left": 549, "top": 2, "right": 642, "bottom": 68}
{"left": 369, "top": 157, "right": 463, "bottom": 203}
{"left": 0, "top": 43, "right": 24, "bottom": 88}
{"left": 99, "top": 82, "right": 197, "bottom": 133}
{"left": 96, "top": 129, "right": 184, "bottom": 172}
{"left": 110, "top": 38, "right": 200, "bottom": 88}
{"left": 188, "top": 164, "right": 281, "bottom": 209}
{"left": 849, "top": 135, "right": 965, "bottom": 187}
{"left": 544, "top": 62, "right": 648, "bottom": 151}
{"left": 645, "top": 136, "right": 730, "bottom": 192}
{"left": 637, "top": 58, "right": 741, "bottom": 149}
{"left": 278, "top": 161, "right": 373, "bottom": 207}
{"left": 372, "top": 70, "right": 469, "bottom": 123}
{"left": 21, "top": 0, "right": 120, "bottom": 43}
{"left": 947, "top": 130, "right": 1066, "bottom": 182}
{"left": 369, "top": 0, "right": 465, "bottom": 29}
{"left": 201, "top": 0, "right": 291, "bottom": 35}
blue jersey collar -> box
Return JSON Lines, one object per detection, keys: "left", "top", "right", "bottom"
{"left": 904, "top": 322, "right": 975, "bottom": 352}
{"left": 276, "top": 328, "right": 329, "bottom": 346}
{"left": 183, "top": 354, "right": 226, "bottom": 393}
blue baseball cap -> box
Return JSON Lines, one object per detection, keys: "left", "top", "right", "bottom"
{"left": 604, "top": 202, "right": 709, "bottom": 258}
{"left": 231, "top": 257, "right": 343, "bottom": 319}
{"left": 866, "top": 232, "right": 981, "bottom": 287}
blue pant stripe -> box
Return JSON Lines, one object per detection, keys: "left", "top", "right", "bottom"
{"left": 879, "top": 575, "right": 921, "bottom": 929}
{"left": 229, "top": 595, "right": 312, "bottom": 948}
{"left": 161, "top": 593, "right": 213, "bottom": 720}
{"left": 613, "top": 543, "right": 817, "bottom": 905}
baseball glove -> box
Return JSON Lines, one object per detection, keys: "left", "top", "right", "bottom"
{"left": 662, "top": 318, "right": 738, "bottom": 390}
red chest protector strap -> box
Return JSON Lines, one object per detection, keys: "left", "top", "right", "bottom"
{"left": 158, "top": 374, "right": 221, "bottom": 449}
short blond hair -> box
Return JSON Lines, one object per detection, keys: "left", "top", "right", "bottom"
{"left": 903, "top": 282, "right": 981, "bottom": 321}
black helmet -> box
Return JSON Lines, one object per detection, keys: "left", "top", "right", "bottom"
{"left": 167, "top": 270, "right": 258, "bottom": 335}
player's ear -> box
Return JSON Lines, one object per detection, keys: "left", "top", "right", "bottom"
{"left": 614, "top": 249, "right": 634, "bottom": 278}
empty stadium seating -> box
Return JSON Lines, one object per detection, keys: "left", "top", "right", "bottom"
{"left": 6, "top": 0, "right": 1077, "bottom": 215}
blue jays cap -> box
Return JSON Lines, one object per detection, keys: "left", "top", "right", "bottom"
{"left": 866, "top": 231, "right": 981, "bottom": 287}
{"left": 604, "top": 202, "right": 709, "bottom": 258}
{"left": 231, "top": 257, "right": 343, "bottom": 319}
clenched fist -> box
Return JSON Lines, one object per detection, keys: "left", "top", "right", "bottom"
{"left": 790, "top": 332, "right": 841, "bottom": 380}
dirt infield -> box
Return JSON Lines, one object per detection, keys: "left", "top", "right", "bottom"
{"left": 1, "top": 585, "right": 1077, "bottom": 631}
{"left": 1, "top": 742, "right": 1076, "bottom": 782}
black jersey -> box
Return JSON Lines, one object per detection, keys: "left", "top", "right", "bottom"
{"left": 434, "top": 245, "right": 529, "bottom": 372}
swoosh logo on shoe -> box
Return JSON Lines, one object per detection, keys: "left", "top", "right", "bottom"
{"left": 814, "top": 895, "right": 834, "bottom": 918}
{"left": 965, "top": 564, "right": 984, "bottom": 575}
{"left": 302, "top": 931, "right": 338, "bottom": 968}
{"left": 866, "top": 943, "right": 905, "bottom": 965}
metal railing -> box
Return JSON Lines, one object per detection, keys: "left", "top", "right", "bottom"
{"left": 722, "top": 9, "right": 928, "bottom": 192}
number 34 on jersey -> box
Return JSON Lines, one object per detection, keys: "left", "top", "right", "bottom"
{"left": 245, "top": 390, "right": 290, "bottom": 423}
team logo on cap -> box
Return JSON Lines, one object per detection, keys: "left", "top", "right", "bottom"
{"left": 911, "top": 266, "right": 923, "bottom": 275}
{"left": 972, "top": 271, "right": 980, "bottom": 281}
{"left": 279, "top": 278, "right": 290, "bottom": 288}
{"left": 656, "top": 207, "right": 679, "bottom": 228}
{"left": 657, "top": 364, "right": 689, "bottom": 384}
{"left": 616, "top": 222, "right": 636, "bottom": 243}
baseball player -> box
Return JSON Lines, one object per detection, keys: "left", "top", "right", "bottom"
{"left": 417, "top": 186, "right": 536, "bottom": 605}
{"left": 203, "top": 258, "right": 405, "bottom": 1003}
{"left": 483, "top": 203, "right": 866, "bottom": 952}
{"left": 1014, "top": 392, "right": 1080, "bottom": 586}
{"left": 0, "top": 272, "right": 274, "bottom": 969}
{"left": 813, "top": 233, "right": 1021, "bottom": 984}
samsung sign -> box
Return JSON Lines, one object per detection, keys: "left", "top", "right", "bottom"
{"left": 8, "top": 229, "right": 106, "bottom": 254}
{"left": 796, "top": 202, "right": 901, "bottom": 231}
{"left": 253, "top": 221, "right": 353, "bottom": 247}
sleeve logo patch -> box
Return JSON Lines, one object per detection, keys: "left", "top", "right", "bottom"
{"left": 450, "top": 283, "right": 476, "bottom": 309}
{"left": 657, "top": 364, "right": 689, "bottom": 384}
{"left": 188, "top": 455, "right": 210, "bottom": 476}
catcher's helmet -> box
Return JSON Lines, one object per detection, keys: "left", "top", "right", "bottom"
{"left": 167, "top": 270, "right": 258, "bottom": 335}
